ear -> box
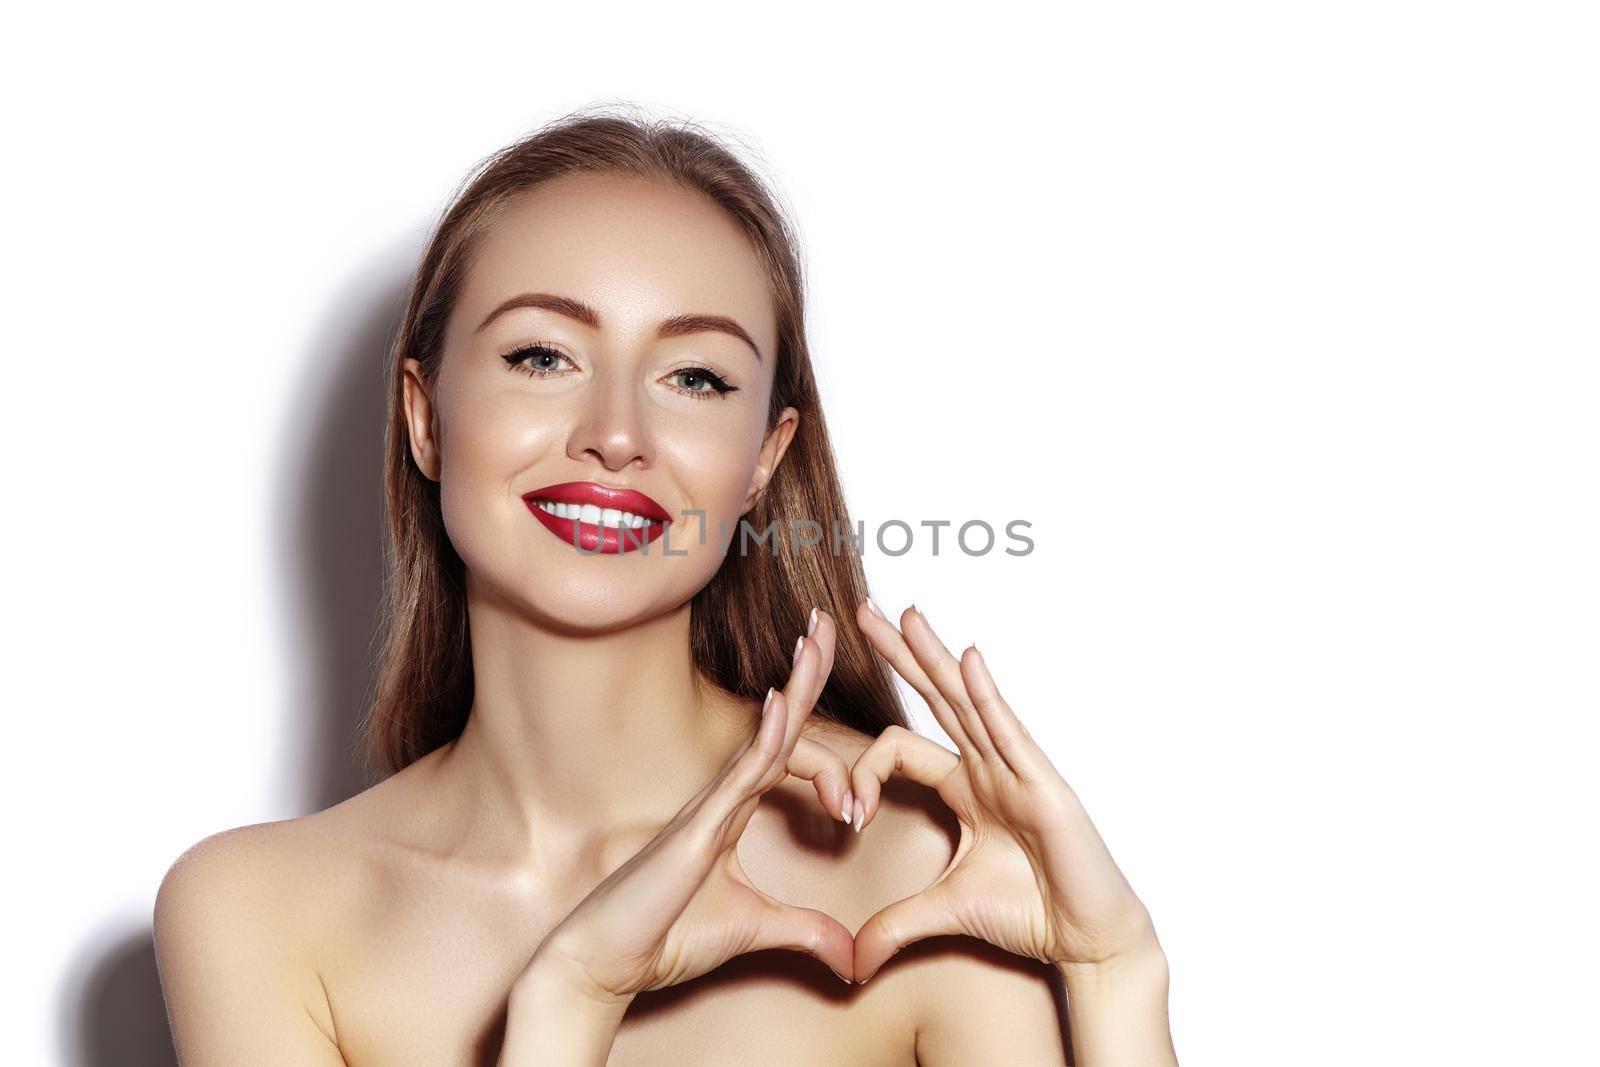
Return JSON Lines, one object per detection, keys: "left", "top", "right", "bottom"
{"left": 742, "top": 406, "right": 800, "bottom": 514}
{"left": 400, "top": 358, "right": 442, "bottom": 481}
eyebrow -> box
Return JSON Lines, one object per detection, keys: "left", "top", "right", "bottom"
{"left": 475, "top": 291, "right": 763, "bottom": 361}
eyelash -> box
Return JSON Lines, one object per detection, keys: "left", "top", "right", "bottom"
{"left": 499, "top": 342, "right": 738, "bottom": 399}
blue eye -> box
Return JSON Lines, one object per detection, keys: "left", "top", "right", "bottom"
{"left": 500, "top": 343, "right": 737, "bottom": 400}
{"left": 501, "top": 342, "right": 575, "bottom": 376}
{"left": 666, "top": 366, "right": 737, "bottom": 398}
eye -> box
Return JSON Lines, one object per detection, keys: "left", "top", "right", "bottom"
{"left": 501, "top": 342, "right": 577, "bottom": 377}
{"left": 663, "top": 366, "right": 738, "bottom": 399}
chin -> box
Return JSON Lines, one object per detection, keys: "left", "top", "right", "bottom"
{"left": 486, "top": 552, "right": 722, "bottom": 635}
{"left": 447, "top": 496, "right": 735, "bottom": 629}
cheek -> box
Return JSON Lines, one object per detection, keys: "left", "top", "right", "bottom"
{"left": 656, "top": 405, "right": 770, "bottom": 525}
{"left": 435, "top": 390, "right": 566, "bottom": 556}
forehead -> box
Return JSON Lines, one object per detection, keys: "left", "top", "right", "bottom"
{"left": 456, "top": 173, "right": 777, "bottom": 355}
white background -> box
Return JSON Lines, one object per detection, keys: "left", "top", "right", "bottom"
{"left": 6, "top": 3, "right": 1595, "bottom": 1064}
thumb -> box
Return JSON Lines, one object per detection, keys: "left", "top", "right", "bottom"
{"left": 852, "top": 886, "right": 965, "bottom": 984}
{"left": 745, "top": 899, "right": 857, "bottom": 985}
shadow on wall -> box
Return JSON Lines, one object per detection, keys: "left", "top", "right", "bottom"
{"left": 60, "top": 259, "right": 414, "bottom": 1063}
{"left": 281, "top": 267, "right": 411, "bottom": 814}
{"left": 63, "top": 932, "right": 176, "bottom": 1067}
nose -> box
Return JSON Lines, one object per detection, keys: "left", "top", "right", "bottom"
{"left": 566, "top": 373, "right": 653, "bottom": 473}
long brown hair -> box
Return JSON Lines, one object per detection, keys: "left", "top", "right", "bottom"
{"left": 358, "top": 103, "right": 909, "bottom": 779}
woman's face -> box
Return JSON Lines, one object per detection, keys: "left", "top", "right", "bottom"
{"left": 401, "top": 173, "right": 798, "bottom": 631}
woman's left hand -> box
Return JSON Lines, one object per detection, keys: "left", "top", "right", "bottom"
{"left": 848, "top": 600, "right": 1165, "bottom": 984}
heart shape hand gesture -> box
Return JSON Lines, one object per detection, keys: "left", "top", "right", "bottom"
{"left": 517, "top": 598, "right": 1162, "bottom": 1027}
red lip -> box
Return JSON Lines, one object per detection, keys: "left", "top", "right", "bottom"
{"left": 521, "top": 481, "right": 673, "bottom": 555}
{"left": 526, "top": 481, "right": 672, "bottom": 521}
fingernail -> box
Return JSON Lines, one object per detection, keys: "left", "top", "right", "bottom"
{"left": 852, "top": 797, "right": 864, "bottom": 832}
{"left": 840, "top": 790, "right": 854, "bottom": 824}
{"left": 793, "top": 635, "right": 805, "bottom": 666}
{"left": 807, "top": 606, "right": 818, "bottom": 636}
{"left": 866, "top": 597, "right": 888, "bottom": 621}
{"left": 763, "top": 686, "right": 776, "bottom": 714}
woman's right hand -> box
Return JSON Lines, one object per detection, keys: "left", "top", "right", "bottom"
{"left": 520, "top": 607, "right": 857, "bottom": 1012}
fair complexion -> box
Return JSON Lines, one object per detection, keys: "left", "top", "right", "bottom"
{"left": 506, "top": 597, "right": 1180, "bottom": 1066}
{"left": 500, "top": 608, "right": 854, "bottom": 1063}
{"left": 401, "top": 172, "right": 807, "bottom": 863}
{"left": 848, "top": 600, "right": 1179, "bottom": 1065}
{"left": 153, "top": 170, "right": 1173, "bottom": 1065}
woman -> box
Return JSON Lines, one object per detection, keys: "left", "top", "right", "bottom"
{"left": 153, "top": 107, "right": 1178, "bottom": 1065}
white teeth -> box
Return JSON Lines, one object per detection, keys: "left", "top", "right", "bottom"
{"left": 536, "top": 499, "right": 656, "bottom": 529}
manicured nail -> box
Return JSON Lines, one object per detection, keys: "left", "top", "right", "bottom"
{"left": 807, "top": 606, "right": 818, "bottom": 636}
{"left": 840, "top": 790, "right": 854, "bottom": 824}
{"left": 852, "top": 796, "right": 864, "bottom": 832}
{"left": 866, "top": 598, "right": 888, "bottom": 621}
{"left": 793, "top": 635, "right": 805, "bottom": 666}
{"left": 763, "top": 686, "right": 776, "bottom": 714}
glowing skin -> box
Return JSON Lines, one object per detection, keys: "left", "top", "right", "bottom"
{"left": 407, "top": 172, "right": 796, "bottom": 633}
{"left": 153, "top": 173, "right": 1082, "bottom": 1067}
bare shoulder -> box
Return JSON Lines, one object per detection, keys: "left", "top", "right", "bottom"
{"left": 152, "top": 767, "right": 425, "bottom": 1053}
{"left": 155, "top": 811, "right": 347, "bottom": 934}
{"left": 154, "top": 771, "right": 407, "bottom": 955}
{"left": 801, "top": 719, "right": 1069, "bottom": 1061}
{"left": 153, "top": 810, "right": 359, "bottom": 1059}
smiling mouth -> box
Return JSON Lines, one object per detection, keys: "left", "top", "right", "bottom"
{"left": 521, "top": 481, "right": 672, "bottom": 555}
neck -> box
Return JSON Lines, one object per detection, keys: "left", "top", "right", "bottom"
{"left": 434, "top": 576, "right": 759, "bottom": 866}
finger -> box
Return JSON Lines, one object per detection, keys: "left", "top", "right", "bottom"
{"left": 900, "top": 605, "right": 1001, "bottom": 764}
{"left": 854, "top": 599, "right": 981, "bottom": 764}
{"left": 772, "top": 636, "right": 827, "bottom": 784}
{"left": 787, "top": 735, "right": 856, "bottom": 825}
{"left": 767, "top": 608, "right": 839, "bottom": 813}
{"left": 692, "top": 683, "right": 782, "bottom": 805}
{"left": 698, "top": 611, "right": 843, "bottom": 840}
{"left": 777, "top": 623, "right": 824, "bottom": 755}
{"left": 785, "top": 607, "right": 837, "bottom": 728}
{"left": 806, "top": 607, "right": 838, "bottom": 706}
{"left": 959, "top": 644, "right": 1047, "bottom": 782}
{"left": 847, "top": 724, "right": 961, "bottom": 833}
{"left": 697, "top": 687, "right": 789, "bottom": 839}
{"left": 853, "top": 882, "right": 965, "bottom": 984}
{"left": 746, "top": 897, "right": 857, "bottom": 984}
